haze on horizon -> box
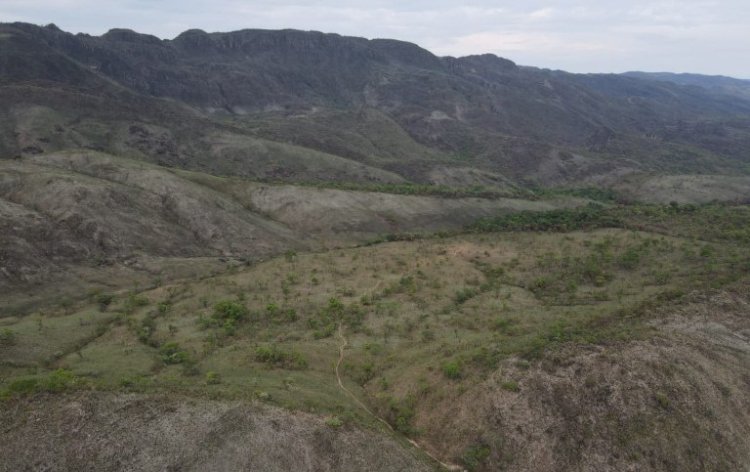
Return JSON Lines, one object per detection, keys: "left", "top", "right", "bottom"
{"left": 2, "top": 0, "right": 749, "bottom": 79}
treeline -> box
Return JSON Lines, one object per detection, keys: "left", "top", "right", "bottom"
{"left": 532, "top": 187, "right": 620, "bottom": 203}
{"left": 278, "top": 180, "right": 623, "bottom": 202}
{"left": 469, "top": 204, "right": 623, "bottom": 233}
{"left": 283, "top": 181, "right": 523, "bottom": 199}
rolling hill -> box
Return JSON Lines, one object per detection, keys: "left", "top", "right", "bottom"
{"left": 2, "top": 22, "right": 750, "bottom": 472}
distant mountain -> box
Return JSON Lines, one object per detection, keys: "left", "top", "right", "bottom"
{"left": 2, "top": 22, "right": 750, "bottom": 188}
{"left": 624, "top": 71, "right": 750, "bottom": 100}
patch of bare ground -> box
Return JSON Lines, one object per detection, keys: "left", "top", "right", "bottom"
{"left": 0, "top": 392, "right": 432, "bottom": 472}
{"left": 613, "top": 174, "right": 750, "bottom": 204}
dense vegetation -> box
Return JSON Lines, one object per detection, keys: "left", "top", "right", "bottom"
{"left": 470, "top": 204, "right": 622, "bottom": 232}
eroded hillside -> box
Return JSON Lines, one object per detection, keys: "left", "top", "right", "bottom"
{"left": 0, "top": 150, "right": 584, "bottom": 312}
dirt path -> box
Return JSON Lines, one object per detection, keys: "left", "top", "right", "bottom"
{"left": 335, "top": 324, "right": 464, "bottom": 471}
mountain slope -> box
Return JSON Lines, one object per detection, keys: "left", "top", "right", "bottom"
{"left": 624, "top": 71, "right": 750, "bottom": 100}
{"left": 0, "top": 150, "right": 583, "bottom": 306}
{"left": 3, "top": 22, "right": 750, "bottom": 187}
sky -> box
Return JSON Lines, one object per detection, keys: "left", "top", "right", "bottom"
{"left": 2, "top": 0, "right": 750, "bottom": 78}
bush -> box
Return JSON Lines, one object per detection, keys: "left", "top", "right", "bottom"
{"left": 655, "top": 392, "right": 670, "bottom": 409}
{"left": 454, "top": 287, "right": 479, "bottom": 304}
{"left": 123, "top": 294, "right": 149, "bottom": 314}
{"left": 95, "top": 293, "right": 115, "bottom": 311}
{"left": 325, "top": 297, "right": 345, "bottom": 318}
{"left": 157, "top": 301, "right": 171, "bottom": 315}
{"left": 254, "top": 345, "right": 307, "bottom": 369}
{"left": 325, "top": 416, "right": 344, "bottom": 428}
{"left": 618, "top": 246, "right": 642, "bottom": 270}
{"left": 159, "top": 342, "right": 189, "bottom": 364}
{"left": 0, "top": 328, "right": 16, "bottom": 346}
{"left": 493, "top": 318, "right": 515, "bottom": 334}
{"left": 385, "top": 395, "right": 417, "bottom": 435}
{"left": 501, "top": 380, "right": 520, "bottom": 392}
{"left": 136, "top": 315, "right": 157, "bottom": 344}
{"left": 213, "top": 300, "right": 248, "bottom": 321}
{"left": 442, "top": 360, "right": 462, "bottom": 379}
{"left": 41, "top": 369, "right": 79, "bottom": 392}
{"left": 462, "top": 444, "right": 491, "bottom": 471}
{"left": 205, "top": 371, "right": 221, "bottom": 385}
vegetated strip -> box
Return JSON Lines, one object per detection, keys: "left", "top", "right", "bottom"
{"left": 260, "top": 179, "right": 526, "bottom": 199}
{"left": 363, "top": 201, "right": 750, "bottom": 249}
{"left": 469, "top": 204, "right": 623, "bottom": 233}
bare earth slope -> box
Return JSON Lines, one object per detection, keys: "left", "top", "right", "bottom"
{"left": 0, "top": 393, "right": 431, "bottom": 472}
{"left": 0, "top": 150, "right": 580, "bottom": 301}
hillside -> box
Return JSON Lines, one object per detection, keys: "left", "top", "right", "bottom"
{"left": 2, "top": 204, "right": 750, "bottom": 470}
{"left": 3, "top": 22, "right": 750, "bottom": 188}
{"left": 2, "top": 21, "right": 750, "bottom": 472}
{"left": 624, "top": 71, "right": 750, "bottom": 100}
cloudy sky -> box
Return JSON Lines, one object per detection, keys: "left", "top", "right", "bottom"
{"left": 3, "top": 0, "right": 749, "bottom": 77}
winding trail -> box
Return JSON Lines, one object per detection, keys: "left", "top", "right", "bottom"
{"left": 335, "top": 324, "right": 464, "bottom": 471}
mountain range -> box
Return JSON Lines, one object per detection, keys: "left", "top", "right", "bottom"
{"left": 3, "top": 22, "right": 750, "bottom": 188}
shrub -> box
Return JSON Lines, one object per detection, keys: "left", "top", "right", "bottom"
{"left": 157, "top": 301, "right": 171, "bottom": 315}
{"left": 266, "top": 303, "right": 279, "bottom": 317}
{"left": 159, "top": 342, "right": 189, "bottom": 364}
{"left": 454, "top": 287, "right": 478, "bottom": 304}
{"left": 222, "top": 319, "right": 237, "bottom": 336}
{"left": 205, "top": 371, "right": 221, "bottom": 385}
{"left": 123, "top": 294, "right": 149, "bottom": 314}
{"left": 213, "top": 300, "right": 248, "bottom": 321}
{"left": 386, "top": 395, "right": 417, "bottom": 435}
{"left": 284, "top": 250, "right": 297, "bottom": 262}
{"left": 462, "top": 444, "right": 491, "bottom": 471}
{"left": 254, "top": 345, "right": 307, "bottom": 369}
{"left": 501, "top": 380, "right": 520, "bottom": 392}
{"left": 442, "top": 360, "right": 462, "bottom": 379}
{"left": 136, "top": 315, "right": 157, "bottom": 344}
{"left": 618, "top": 247, "right": 642, "bottom": 270}
{"left": 0, "top": 328, "right": 16, "bottom": 346}
{"left": 493, "top": 318, "right": 515, "bottom": 334}
{"left": 95, "top": 293, "right": 115, "bottom": 312}
{"left": 655, "top": 392, "right": 670, "bottom": 409}
{"left": 325, "top": 416, "right": 344, "bottom": 428}
{"left": 325, "top": 297, "right": 345, "bottom": 318}
{"left": 41, "top": 369, "right": 79, "bottom": 392}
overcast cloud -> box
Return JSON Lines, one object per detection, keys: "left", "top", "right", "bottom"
{"left": 2, "top": 0, "right": 749, "bottom": 77}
